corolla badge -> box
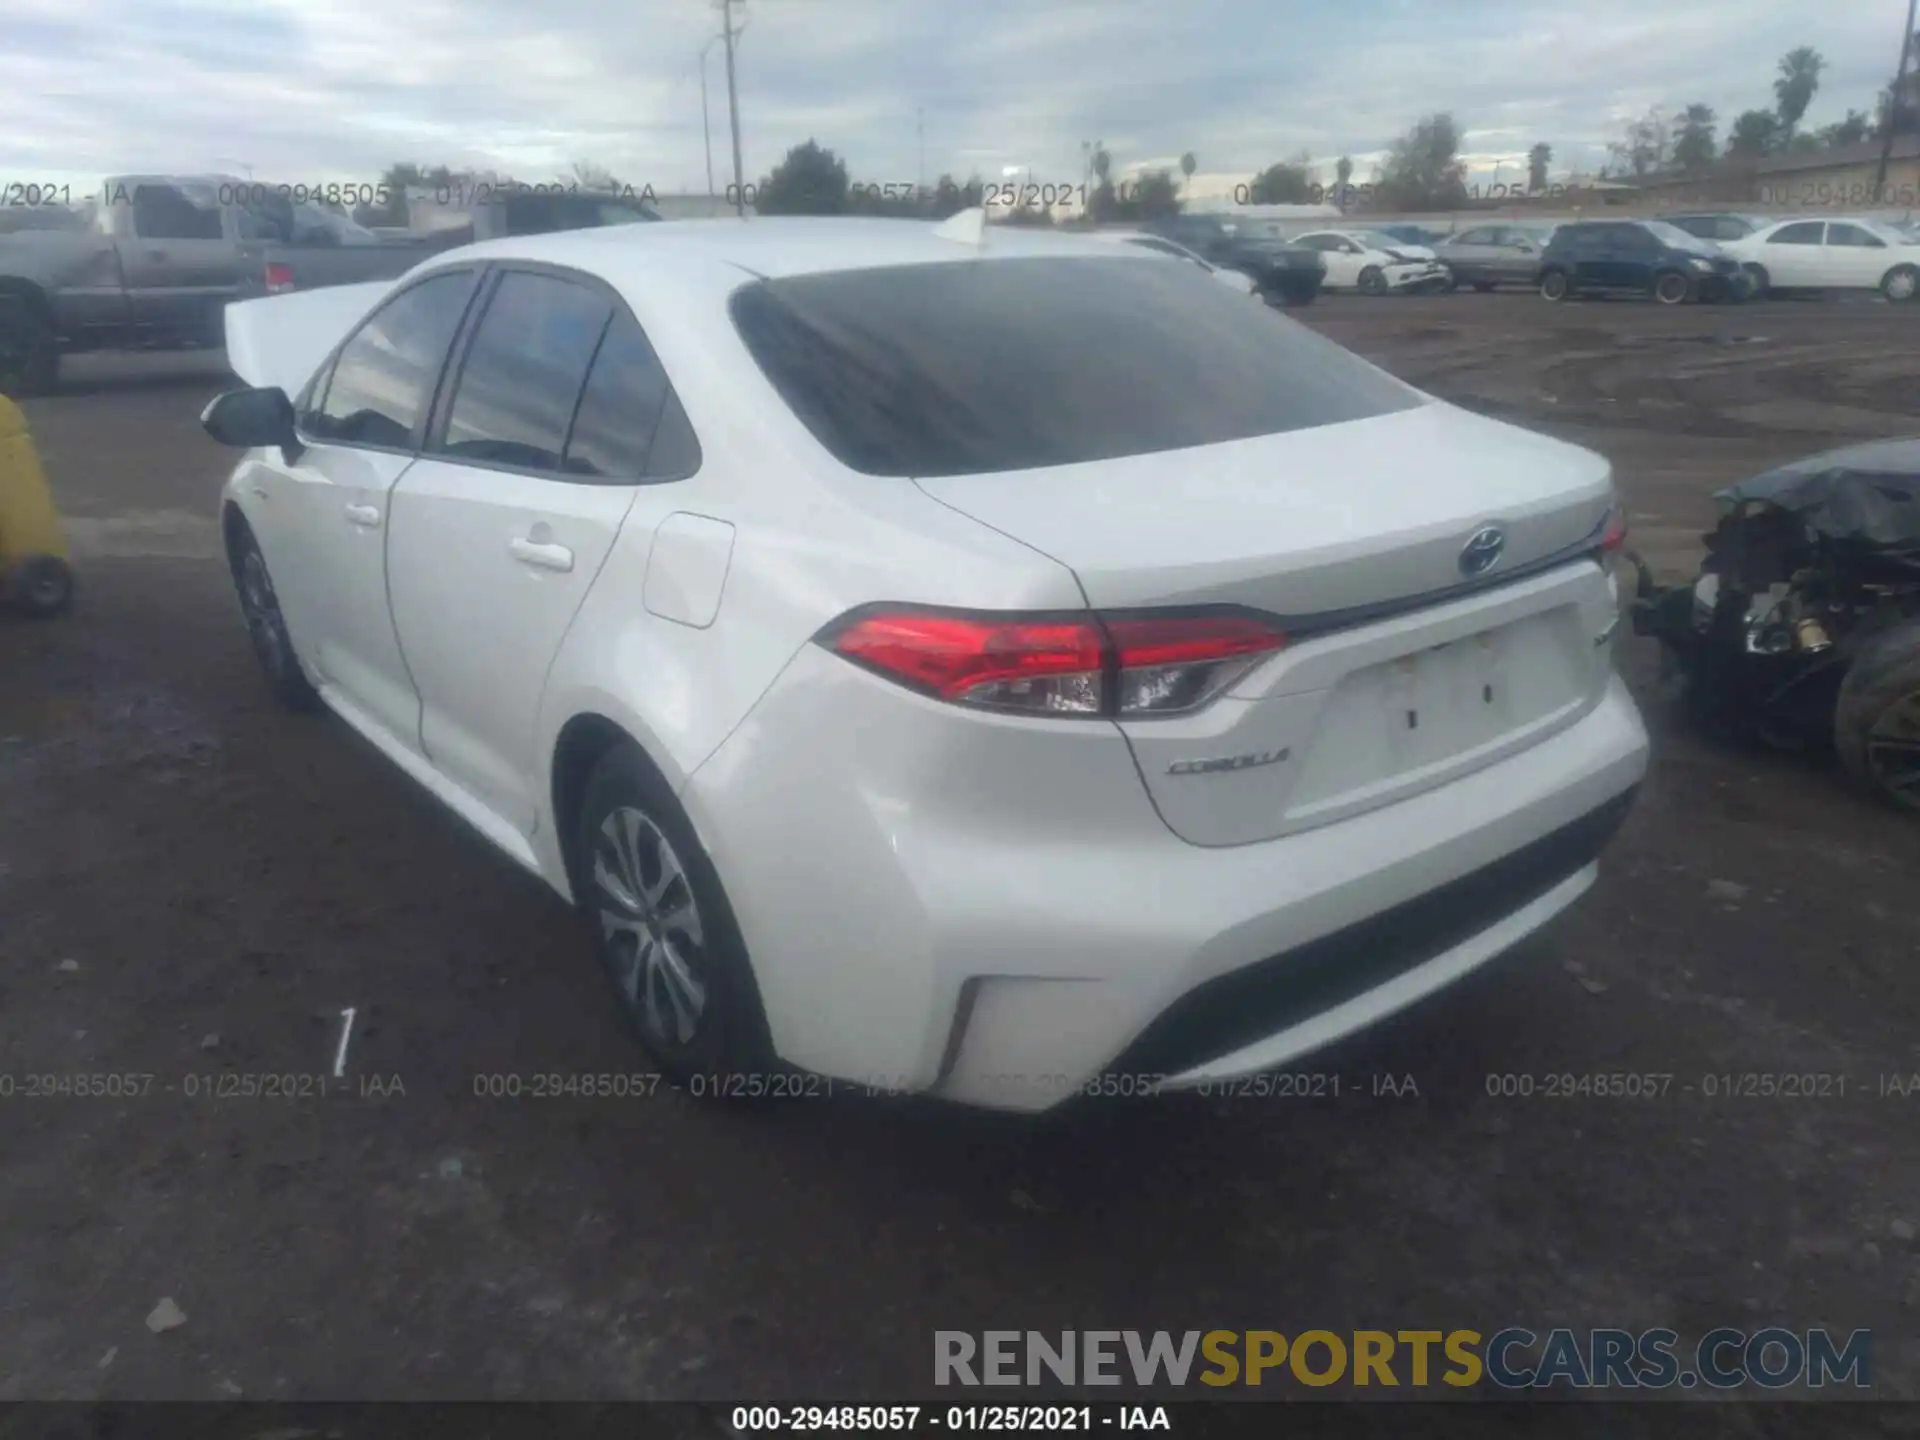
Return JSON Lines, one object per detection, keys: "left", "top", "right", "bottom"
{"left": 1459, "top": 526, "right": 1506, "bottom": 577}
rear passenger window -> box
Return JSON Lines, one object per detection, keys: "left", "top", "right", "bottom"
{"left": 438, "top": 272, "right": 613, "bottom": 472}
{"left": 308, "top": 271, "right": 476, "bottom": 449}
{"left": 1769, "top": 222, "right": 1824, "bottom": 246}
{"left": 1827, "top": 223, "right": 1885, "bottom": 248}
{"left": 561, "top": 311, "right": 672, "bottom": 479}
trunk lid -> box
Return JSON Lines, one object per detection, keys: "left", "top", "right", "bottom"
{"left": 916, "top": 401, "right": 1619, "bottom": 847}
{"left": 913, "top": 400, "right": 1612, "bottom": 618}
{"left": 223, "top": 279, "right": 397, "bottom": 398}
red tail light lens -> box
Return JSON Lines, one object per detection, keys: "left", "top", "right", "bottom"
{"left": 1105, "top": 613, "right": 1287, "bottom": 715}
{"left": 823, "top": 608, "right": 1285, "bottom": 718}
{"left": 264, "top": 263, "right": 295, "bottom": 294}
{"left": 1600, "top": 501, "right": 1628, "bottom": 552}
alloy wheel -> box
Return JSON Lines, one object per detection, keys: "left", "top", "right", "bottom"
{"left": 591, "top": 805, "right": 710, "bottom": 1045}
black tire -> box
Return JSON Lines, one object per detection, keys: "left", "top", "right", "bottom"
{"left": 1653, "top": 270, "right": 1691, "bottom": 305}
{"left": 1744, "top": 263, "right": 1770, "bottom": 299}
{"left": 1539, "top": 269, "right": 1569, "bottom": 301}
{"left": 0, "top": 293, "right": 59, "bottom": 398}
{"left": 573, "top": 742, "right": 774, "bottom": 1085}
{"left": 1438, "top": 269, "right": 1458, "bottom": 293}
{"left": 1881, "top": 264, "right": 1918, "bottom": 303}
{"left": 1357, "top": 266, "right": 1387, "bottom": 296}
{"left": 5, "top": 553, "right": 74, "bottom": 617}
{"left": 1835, "top": 623, "right": 1920, "bottom": 811}
{"left": 227, "top": 517, "right": 323, "bottom": 712}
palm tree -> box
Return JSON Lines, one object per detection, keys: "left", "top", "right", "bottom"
{"left": 1773, "top": 46, "right": 1826, "bottom": 137}
{"left": 1179, "top": 151, "right": 1196, "bottom": 197}
{"left": 1527, "top": 142, "right": 1552, "bottom": 191}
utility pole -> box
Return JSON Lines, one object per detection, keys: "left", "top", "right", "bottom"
{"left": 699, "top": 36, "right": 720, "bottom": 197}
{"left": 917, "top": 108, "right": 926, "bottom": 195}
{"left": 719, "top": 0, "right": 747, "bottom": 215}
{"left": 1877, "top": 0, "right": 1918, "bottom": 200}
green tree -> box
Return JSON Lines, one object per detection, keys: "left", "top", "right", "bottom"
{"left": 1813, "top": 110, "right": 1872, "bottom": 147}
{"left": 1878, "top": 32, "right": 1920, "bottom": 136}
{"left": 1773, "top": 46, "right": 1826, "bottom": 137}
{"left": 1178, "top": 151, "right": 1197, "bottom": 196}
{"left": 1527, "top": 142, "right": 1552, "bottom": 191}
{"left": 1120, "top": 169, "right": 1182, "bottom": 220}
{"left": 1608, "top": 105, "right": 1672, "bottom": 177}
{"left": 1248, "top": 154, "right": 1316, "bottom": 203}
{"left": 1671, "top": 104, "right": 1718, "bottom": 171}
{"left": 1727, "top": 108, "right": 1782, "bottom": 157}
{"left": 1333, "top": 155, "right": 1354, "bottom": 209}
{"left": 927, "top": 174, "right": 966, "bottom": 219}
{"left": 569, "top": 159, "right": 624, "bottom": 192}
{"left": 757, "top": 139, "right": 849, "bottom": 215}
{"left": 1376, "top": 113, "right": 1469, "bottom": 208}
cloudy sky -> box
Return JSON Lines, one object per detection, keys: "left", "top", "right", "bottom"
{"left": 0, "top": 0, "right": 1906, "bottom": 198}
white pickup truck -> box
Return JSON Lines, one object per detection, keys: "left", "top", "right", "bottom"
{"left": 0, "top": 173, "right": 659, "bottom": 395}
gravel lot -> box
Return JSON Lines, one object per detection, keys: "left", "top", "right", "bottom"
{"left": 3, "top": 293, "right": 1918, "bottom": 1406}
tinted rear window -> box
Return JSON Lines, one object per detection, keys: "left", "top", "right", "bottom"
{"left": 729, "top": 256, "right": 1420, "bottom": 478}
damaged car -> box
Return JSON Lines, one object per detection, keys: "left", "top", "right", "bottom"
{"left": 1630, "top": 438, "right": 1920, "bottom": 809}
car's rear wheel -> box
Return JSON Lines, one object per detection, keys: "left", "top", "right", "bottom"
{"left": 1835, "top": 623, "right": 1920, "bottom": 811}
{"left": 1881, "top": 265, "right": 1918, "bottom": 302}
{"left": 5, "top": 554, "right": 74, "bottom": 617}
{"left": 1653, "top": 271, "right": 1691, "bottom": 305}
{"left": 574, "top": 742, "right": 774, "bottom": 1086}
{"left": 1539, "top": 269, "right": 1569, "bottom": 301}
{"left": 1357, "top": 266, "right": 1387, "bottom": 296}
{"left": 1743, "top": 263, "right": 1770, "bottom": 298}
{"left": 228, "top": 520, "right": 323, "bottom": 712}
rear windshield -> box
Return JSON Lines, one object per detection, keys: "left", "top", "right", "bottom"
{"left": 729, "top": 255, "right": 1421, "bottom": 477}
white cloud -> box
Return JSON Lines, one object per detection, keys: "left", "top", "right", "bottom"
{"left": 0, "top": 0, "right": 1899, "bottom": 194}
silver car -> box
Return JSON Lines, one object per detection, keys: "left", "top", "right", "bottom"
{"left": 1434, "top": 224, "right": 1556, "bottom": 292}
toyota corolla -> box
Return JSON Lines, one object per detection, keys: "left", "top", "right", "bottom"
{"left": 203, "top": 212, "right": 1647, "bottom": 1111}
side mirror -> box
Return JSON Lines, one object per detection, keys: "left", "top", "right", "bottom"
{"left": 201, "top": 386, "right": 301, "bottom": 463}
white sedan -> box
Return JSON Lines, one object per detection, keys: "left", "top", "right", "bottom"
{"left": 1720, "top": 217, "right": 1920, "bottom": 300}
{"left": 1085, "top": 229, "right": 1259, "bottom": 294}
{"left": 203, "top": 212, "right": 1646, "bottom": 1111}
{"left": 1290, "top": 228, "right": 1451, "bottom": 294}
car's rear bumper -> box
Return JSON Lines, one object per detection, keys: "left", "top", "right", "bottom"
{"left": 687, "top": 640, "right": 1649, "bottom": 1111}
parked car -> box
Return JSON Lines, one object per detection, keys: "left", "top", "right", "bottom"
{"left": 1433, "top": 224, "right": 1556, "bottom": 291}
{"left": 1139, "top": 214, "right": 1325, "bottom": 306}
{"left": 1371, "top": 223, "right": 1444, "bottom": 249}
{"left": 1289, "top": 229, "right": 1450, "bottom": 294}
{"left": 1087, "top": 229, "right": 1259, "bottom": 295}
{"left": 1719, "top": 217, "right": 1920, "bottom": 301}
{"left": 1536, "top": 220, "right": 1748, "bottom": 304}
{"left": 0, "top": 174, "right": 426, "bottom": 395}
{"left": 1658, "top": 213, "right": 1770, "bottom": 243}
{"left": 242, "top": 186, "right": 662, "bottom": 300}
{"left": 201, "top": 214, "right": 1646, "bottom": 1111}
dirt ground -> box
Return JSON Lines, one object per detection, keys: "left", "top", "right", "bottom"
{"left": 2, "top": 293, "right": 1918, "bottom": 1406}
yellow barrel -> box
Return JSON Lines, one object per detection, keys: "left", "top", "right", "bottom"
{"left": 0, "top": 394, "right": 73, "bottom": 616}
{"left": 0, "top": 395, "right": 67, "bottom": 562}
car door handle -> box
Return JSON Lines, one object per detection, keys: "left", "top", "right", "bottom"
{"left": 509, "top": 537, "right": 574, "bottom": 573}
{"left": 344, "top": 503, "right": 382, "bottom": 527}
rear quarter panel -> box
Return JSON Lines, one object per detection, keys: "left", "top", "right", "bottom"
{"left": 527, "top": 264, "right": 1087, "bottom": 895}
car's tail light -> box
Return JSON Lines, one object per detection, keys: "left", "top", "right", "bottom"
{"left": 1600, "top": 501, "right": 1628, "bottom": 552}
{"left": 821, "top": 608, "right": 1286, "bottom": 719}
{"left": 264, "top": 262, "right": 296, "bottom": 294}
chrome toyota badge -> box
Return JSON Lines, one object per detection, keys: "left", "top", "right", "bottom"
{"left": 1459, "top": 526, "right": 1506, "bottom": 576}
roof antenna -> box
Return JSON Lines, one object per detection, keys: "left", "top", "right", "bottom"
{"left": 932, "top": 205, "right": 987, "bottom": 248}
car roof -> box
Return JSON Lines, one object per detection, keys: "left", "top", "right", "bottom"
{"left": 428, "top": 215, "right": 1136, "bottom": 287}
